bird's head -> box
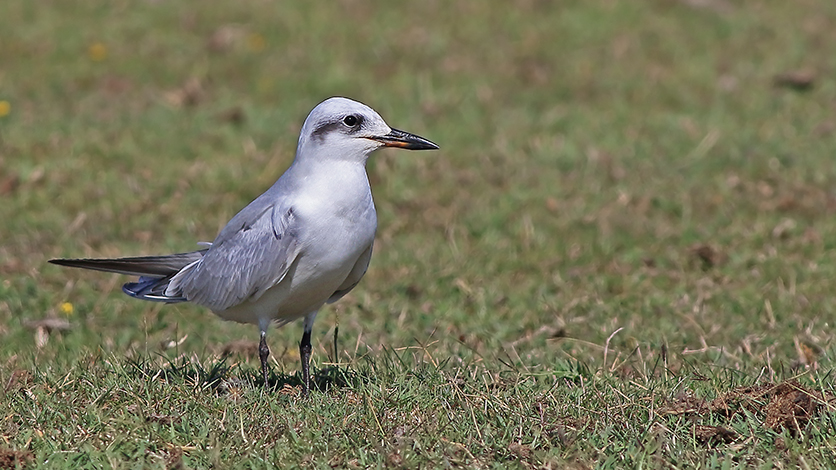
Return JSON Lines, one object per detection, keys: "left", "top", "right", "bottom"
{"left": 296, "top": 97, "right": 438, "bottom": 163}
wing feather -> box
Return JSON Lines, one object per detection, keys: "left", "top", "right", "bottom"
{"left": 166, "top": 205, "right": 300, "bottom": 311}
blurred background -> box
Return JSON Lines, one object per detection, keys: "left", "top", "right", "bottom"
{"left": 2, "top": 0, "right": 836, "bottom": 378}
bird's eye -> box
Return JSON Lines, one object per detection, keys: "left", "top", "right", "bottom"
{"left": 343, "top": 115, "right": 358, "bottom": 127}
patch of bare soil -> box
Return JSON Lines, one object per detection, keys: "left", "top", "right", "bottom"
{"left": 660, "top": 380, "right": 835, "bottom": 444}
{"left": 0, "top": 449, "right": 34, "bottom": 469}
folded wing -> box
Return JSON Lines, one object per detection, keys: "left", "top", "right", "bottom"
{"left": 166, "top": 204, "right": 301, "bottom": 312}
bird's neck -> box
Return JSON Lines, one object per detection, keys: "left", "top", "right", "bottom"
{"left": 287, "top": 158, "right": 371, "bottom": 199}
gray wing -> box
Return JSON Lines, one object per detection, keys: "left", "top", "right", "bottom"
{"left": 327, "top": 243, "right": 373, "bottom": 304}
{"left": 167, "top": 203, "right": 301, "bottom": 311}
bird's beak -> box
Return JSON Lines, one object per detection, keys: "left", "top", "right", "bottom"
{"left": 372, "top": 128, "right": 439, "bottom": 150}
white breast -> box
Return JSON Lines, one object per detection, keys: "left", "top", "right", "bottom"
{"left": 214, "top": 161, "right": 377, "bottom": 327}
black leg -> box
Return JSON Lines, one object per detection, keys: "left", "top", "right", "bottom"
{"left": 300, "top": 329, "right": 312, "bottom": 397}
{"left": 259, "top": 331, "right": 270, "bottom": 387}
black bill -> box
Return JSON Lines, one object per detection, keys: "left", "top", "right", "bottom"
{"left": 373, "top": 128, "right": 439, "bottom": 150}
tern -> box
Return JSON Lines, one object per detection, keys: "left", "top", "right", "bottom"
{"left": 50, "top": 97, "right": 439, "bottom": 396}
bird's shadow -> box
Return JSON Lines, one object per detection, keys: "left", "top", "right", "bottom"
{"left": 125, "top": 355, "right": 353, "bottom": 396}
{"left": 262, "top": 365, "right": 354, "bottom": 394}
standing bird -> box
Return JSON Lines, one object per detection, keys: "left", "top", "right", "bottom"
{"left": 50, "top": 97, "right": 439, "bottom": 396}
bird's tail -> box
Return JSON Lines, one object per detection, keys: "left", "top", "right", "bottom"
{"left": 49, "top": 250, "right": 208, "bottom": 303}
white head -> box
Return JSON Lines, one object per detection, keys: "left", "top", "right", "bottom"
{"left": 295, "top": 97, "right": 438, "bottom": 164}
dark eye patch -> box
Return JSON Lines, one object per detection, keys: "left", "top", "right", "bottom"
{"left": 311, "top": 115, "right": 365, "bottom": 141}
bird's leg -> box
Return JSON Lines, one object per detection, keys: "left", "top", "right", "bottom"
{"left": 258, "top": 330, "right": 270, "bottom": 387}
{"left": 299, "top": 311, "right": 318, "bottom": 397}
{"left": 299, "top": 329, "right": 312, "bottom": 397}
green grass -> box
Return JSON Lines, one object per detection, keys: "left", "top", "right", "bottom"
{"left": 3, "top": 0, "right": 836, "bottom": 467}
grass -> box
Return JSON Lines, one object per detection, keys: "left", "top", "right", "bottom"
{"left": 2, "top": 0, "right": 836, "bottom": 467}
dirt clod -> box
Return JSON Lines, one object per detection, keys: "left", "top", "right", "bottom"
{"left": 763, "top": 382, "right": 827, "bottom": 434}
{"left": 773, "top": 69, "right": 816, "bottom": 91}
{"left": 688, "top": 244, "right": 726, "bottom": 269}
{"left": 694, "top": 425, "right": 737, "bottom": 445}
{"left": 0, "top": 449, "right": 34, "bottom": 469}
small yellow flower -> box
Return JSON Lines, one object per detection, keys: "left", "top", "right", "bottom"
{"left": 88, "top": 42, "right": 108, "bottom": 61}
{"left": 59, "top": 302, "right": 74, "bottom": 316}
{"left": 0, "top": 100, "right": 10, "bottom": 117}
{"left": 246, "top": 33, "right": 266, "bottom": 52}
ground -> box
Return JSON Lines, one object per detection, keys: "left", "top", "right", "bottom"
{"left": 1, "top": 0, "right": 836, "bottom": 468}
